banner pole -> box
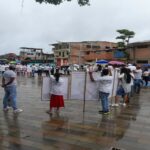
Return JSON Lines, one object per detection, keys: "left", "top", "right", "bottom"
{"left": 111, "top": 68, "right": 116, "bottom": 105}
{"left": 83, "top": 71, "right": 87, "bottom": 112}
{"left": 68, "top": 74, "right": 72, "bottom": 100}
{"left": 41, "top": 76, "right": 43, "bottom": 101}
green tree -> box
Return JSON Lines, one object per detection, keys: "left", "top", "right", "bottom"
{"left": 35, "top": 0, "right": 90, "bottom": 6}
{"left": 116, "top": 29, "right": 135, "bottom": 47}
{"left": 116, "top": 29, "right": 135, "bottom": 60}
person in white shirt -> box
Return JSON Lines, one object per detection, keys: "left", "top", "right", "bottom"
{"left": 134, "top": 66, "right": 143, "bottom": 93}
{"left": 118, "top": 67, "right": 134, "bottom": 105}
{"left": 2, "top": 65, "right": 23, "bottom": 113}
{"left": 127, "top": 64, "right": 136, "bottom": 97}
{"left": 142, "top": 68, "right": 150, "bottom": 86}
{"left": 110, "top": 66, "right": 120, "bottom": 107}
{"left": 89, "top": 68, "right": 113, "bottom": 115}
{"left": 46, "top": 68, "right": 64, "bottom": 115}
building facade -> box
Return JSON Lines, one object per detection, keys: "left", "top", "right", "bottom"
{"left": 51, "top": 41, "right": 117, "bottom": 66}
{"left": 20, "top": 47, "right": 54, "bottom": 64}
{"left": 128, "top": 41, "right": 150, "bottom": 64}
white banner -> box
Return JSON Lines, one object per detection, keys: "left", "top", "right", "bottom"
{"left": 41, "top": 77, "right": 50, "bottom": 101}
{"left": 41, "top": 71, "right": 117, "bottom": 101}
{"left": 85, "top": 72, "right": 99, "bottom": 100}
{"left": 41, "top": 76, "right": 69, "bottom": 101}
{"left": 70, "top": 71, "right": 85, "bottom": 100}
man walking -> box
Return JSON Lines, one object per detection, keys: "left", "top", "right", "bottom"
{"left": 2, "top": 65, "right": 23, "bottom": 113}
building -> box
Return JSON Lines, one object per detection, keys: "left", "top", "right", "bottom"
{"left": 51, "top": 41, "right": 117, "bottom": 66}
{"left": 20, "top": 47, "right": 54, "bottom": 64}
{"left": 128, "top": 41, "right": 150, "bottom": 64}
{"left": 0, "top": 53, "right": 18, "bottom": 61}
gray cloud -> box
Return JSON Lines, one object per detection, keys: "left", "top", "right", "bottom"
{"left": 0, "top": 0, "right": 150, "bottom": 55}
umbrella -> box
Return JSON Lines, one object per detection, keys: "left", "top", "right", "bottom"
{"left": 108, "top": 60, "right": 125, "bottom": 65}
{"left": 9, "top": 61, "right": 16, "bottom": 64}
{"left": 96, "top": 60, "right": 108, "bottom": 64}
{"left": 143, "top": 64, "right": 150, "bottom": 67}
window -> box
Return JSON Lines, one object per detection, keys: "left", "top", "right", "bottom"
{"left": 92, "top": 45, "right": 100, "bottom": 49}
{"left": 105, "top": 46, "right": 110, "bottom": 49}
{"left": 59, "top": 45, "right": 62, "bottom": 49}
{"left": 86, "top": 45, "right": 100, "bottom": 49}
{"left": 106, "top": 49, "right": 112, "bottom": 52}
{"left": 136, "top": 45, "right": 149, "bottom": 48}
{"left": 66, "top": 51, "right": 69, "bottom": 55}
{"left": 59, "top": 52, "right": 61, "bottom": 56}
{"left": 27, "top": 53, "right": 34, "bottom": 55}
{"left": 136, "top": 60, "right": 148, "bottom": 64}
{"left": 62, "top": 52, "right": 64, "bottom": 57}
{"left": 86, "top": 45, "right": 91, "bottom": 48}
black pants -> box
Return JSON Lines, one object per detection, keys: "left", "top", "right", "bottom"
{"left": 143, "top": 76, "right": 149, "bottom": 86}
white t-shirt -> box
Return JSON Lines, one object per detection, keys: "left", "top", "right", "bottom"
{"left": 143, "top": 71, "right": 149, "bottom": 77}
{"left": 134, "top": 69, "right": 142, "bottom": 79}
{"left": 49, "top": 75, "right": 64, "bottom": 95}
{"left": 95, "top": 75, "right": 113, "bottom": 93}
{"left": 0, "top": 65, "right": 7, "bottom": 72}
{"left": 3, "top": 70, "right": 17, "bottom": 86}
{"left": 119, "top": 73, "right": 132, "bottom": 93}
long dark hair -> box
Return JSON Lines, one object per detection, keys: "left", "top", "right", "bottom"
{"left": 101, "top": 68, "right": 109, "bottom": 76}
{"left": 121, "top": 67, "right": 131, "bottom": 83}
{"left": 125, "top": 68, "right": 131, "bottom": 83}
{"left": 54, "top": 69, "right": 60, "bottom": 82}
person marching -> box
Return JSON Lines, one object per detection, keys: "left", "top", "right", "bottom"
{"left": 46, "top": 68, "right": 64, "bottom": 115}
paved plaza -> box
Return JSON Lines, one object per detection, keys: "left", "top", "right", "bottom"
{"left": 0, "top": 75, "right": 150, "bottom": 150}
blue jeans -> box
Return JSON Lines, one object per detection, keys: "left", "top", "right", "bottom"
{"left": 3, "top": 85, "right": 17, "bottom": 110}
{"left": 134, "top": 79, "right": 142, "bottom": 93}
{"left": 99, "top": 91, "right": 109, "bottom": 112}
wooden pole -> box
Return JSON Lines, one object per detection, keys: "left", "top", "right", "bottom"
{"left": 83, "top": 71, "right": 87, "bottom": 112}
{"left": 110, "top": 68, "right": 116, "bottom": 105}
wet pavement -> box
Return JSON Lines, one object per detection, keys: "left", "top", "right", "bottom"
{"left": 0, "top": 75, "right": 150, "bottom": 150}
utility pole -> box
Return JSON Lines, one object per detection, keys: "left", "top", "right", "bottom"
{"left": 78, "top": 43, "right": 82, "bottom": 65}
{"left": 68, "top": 42, "right": 71, "bottom": 65}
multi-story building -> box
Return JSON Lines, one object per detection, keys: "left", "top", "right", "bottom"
{"left": 51, "top": 41, "right": 117, "bottom": 66}
{"left": 20, "top": 47, "right": 54, "bottom": 64}
{"left": 128, "top": 41, "right": 150, "bottom": 64}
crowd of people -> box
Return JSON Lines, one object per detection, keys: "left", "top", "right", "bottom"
{"left": 89, "top": 63, "right": 150, "bottom": 114}
{"left": 0, "top": 62, "right": 150, "bottom": 116}
{"left": 1, "top": 64, "right": 75, "bottom": 77}
{"left": 45, "top": 63, "right": 150, "bottom": 115}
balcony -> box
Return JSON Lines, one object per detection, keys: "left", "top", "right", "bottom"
{"left": 84, "top": 52, "right": 113, "bottom": 61}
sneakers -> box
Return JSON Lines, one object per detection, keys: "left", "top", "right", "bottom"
{"left": 46, "top": 110, "right": 52, "bottom": 115}
{"left": 13, "top": 109, "right": 23, "bottom": 113}
{"left": 111, "top": 103, "right": 119, "bottom": 107}
{"left": 98, "top": 110, "right": 104, "bottom": 114}
{"left": 103, "top": 111, "right": 110, "bottom": 115}
{"left": 115, "top": 104, "right": 119, "bottom": 107}
{"left": 99, "top": 110, "right": 110, "bottom": 115}
{"left": 111, "top": 103, "right": 116, "bottom": 107}
{"left": 122, "top": 103, "right": 126, "bottom": 106}
{"left": 3, "top": 108, "right": 9, "bottom": 112}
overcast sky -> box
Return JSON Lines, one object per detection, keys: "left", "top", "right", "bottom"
{"left": 0, "top": 0, "right": 150, "bottom": 55}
